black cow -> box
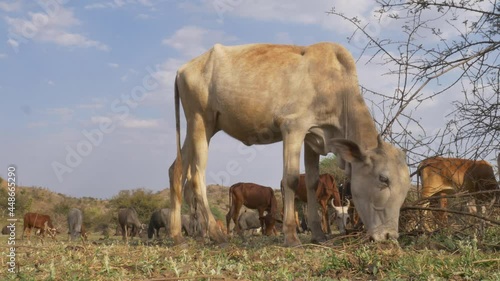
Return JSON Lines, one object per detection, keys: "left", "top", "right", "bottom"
{"left": 148, "top": 209, "right": 170, "bottom": 239}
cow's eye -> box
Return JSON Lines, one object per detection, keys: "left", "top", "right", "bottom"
{"left": 379, "top": 175, "right": 389, "bottom": 185}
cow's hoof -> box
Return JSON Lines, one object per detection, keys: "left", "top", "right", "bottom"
{"left": 311, "top": 235, "right": 327, "bottom": 244}
{"left": 172, "top": 235, "right": 186, "bottom": 246}
{"left": 284, "top": 238, "right": 302, "bottom": 247}
{"left": 216, "top": 241, "right": 230, "bottom": 249}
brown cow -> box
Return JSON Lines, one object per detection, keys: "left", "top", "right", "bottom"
{"left": 226, "top": 182, "right": 278, "bottom": 236}
{"left": 418, "top": 157, "right": 499, "bottom": 228}
{"left": 22, "top": 212, "right": 57, "bottom": 240}
{"left": 291, "top": 173, "right": 349, "bottom": 234}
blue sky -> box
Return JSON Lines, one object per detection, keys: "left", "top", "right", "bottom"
{"left": 0, "top": 0, "right": 496, "bottom": 198}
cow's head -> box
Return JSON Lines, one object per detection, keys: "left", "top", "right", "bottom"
{"left": 330, "top": 198, "right": 350, "bottom": 235}
{"left": 44, "top": 221, "right": 57, "bottom": 240}
{"left": 332, "top": 136, "right": 410, "bottom": 241}
{"left": 262, "top": 213, "right": 277, "bottom": 236}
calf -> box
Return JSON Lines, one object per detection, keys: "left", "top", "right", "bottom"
{"left": 118, "top": 207, "right": 144, "bottom": 241}
{"left": 293, "top": 174, "right": 349, "bottom": 234}
{"left": 226, "top": 182, "right": 278, "bottom": 236}
{"left": 22, "top": 212, "right": 57, "bottom": 240}
{"left": 238, "top": 210, "right": 263, "bottom": 236}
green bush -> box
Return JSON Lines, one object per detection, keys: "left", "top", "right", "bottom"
{"left": 109, "top": 188, "right": 165, "bottom": 223}
{"left": 319, "top": 154, "right": 348, "bottom": 184}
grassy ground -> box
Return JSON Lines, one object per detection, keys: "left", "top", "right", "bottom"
{"left": 2, "top": 226, "right": 499, "bottom": 281}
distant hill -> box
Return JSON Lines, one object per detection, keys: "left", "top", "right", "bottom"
{"left": 0, "top": 176, "right": 284, "bottom": 236}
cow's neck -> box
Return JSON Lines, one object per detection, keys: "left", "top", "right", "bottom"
{"left": 304, "top": 89, "right": 380, "bottom": 155}
{"left": 342, "top": 92, "right": 379, "bottom": 150}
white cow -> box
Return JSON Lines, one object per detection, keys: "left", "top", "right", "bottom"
{"left": 169, "top": 42, "right": 411, "bottom": 246}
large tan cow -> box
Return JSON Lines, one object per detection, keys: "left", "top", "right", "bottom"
{"left": 169, "top": 42, "right": 411, "bottom": 246}
{"left": 22, "top": 212, "right": 57, "bottom": 240}
{"left": 291, "top": 173, "right": 349, "bottom": 234}
{"left": 418, "top": 157, "right": 499, "bottom": 226}
{"left": 226, "top": 182, "right": 278, "bottom": 236}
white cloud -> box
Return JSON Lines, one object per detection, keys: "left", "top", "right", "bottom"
{"left": 274, "top": 32, "right": 293, "bottom": 44}
{"left": 90, "top": 114, "right": 161, "bottom": 129}
{"left": 46, "top": 107, "right": 74, "bottom": 122}
{"left": 139, "top": 58, "right": 184, "bottom": 105}
{"left": 85, "top": 0, "right": 157, "bottom": 10}
{"left": 120, "top": 68, "right": 138, "bottom": 82}
{"left": 47, "top": 80, "right": 55, "bottom": 86}
{"left": 5, "top": 6, "right": 109, "bottom": 51}
{"left": 79, "top": 98, "right": 107, "bottom": 110}
{"left": 0, "top": 53, "right": 6, "bottom": 59}
{"left": 184, "top": 0, "right": 374, "bottom": 33}
{"left": 90, "top": 116, "right": 113, "bottom": 124}
{"left": 136, "top": 13, "right": 151, "bottom": 20}
{"left": 162, "top": 25, "right": 237, "bottom": 57}
{"left": 7, "top": 38, "right": 19, "bottom": 48}
{"left": 121, "top": 118, "right": 161, "bottom": 129}
{"left": 108, "top": 62, "right": 120, "bottom": 68}
{"left": 84, "top": 3, "right": 109, "bottom": 10}
{"left": 27, "top": 121, "right": 49, "bottom": 128}
{"left": 0, "top": 1, "right": 21, "bottom": 12}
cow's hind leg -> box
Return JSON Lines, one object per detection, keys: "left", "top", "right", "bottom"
{"left": 225, "top": 208, "right": 232, "bottom": 236}
{"left": 304, "top": 143, "right": 326, "bottom": 243}
{"left": 188, "top": 116, "right": 227, "bottom": 244}
{"left": 169, "top": 140, "right": 192, "bottom": 245}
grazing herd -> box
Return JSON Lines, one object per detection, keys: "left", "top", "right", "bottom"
{"left": 12, "top": 153, "right": 497, "bottom": 244}
{"left": 6, "top": 42, "right": 499, "bottom": 246}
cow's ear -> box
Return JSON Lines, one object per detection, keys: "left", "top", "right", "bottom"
{"left": 330, "top": 138, "right": 366, "bottom": 163}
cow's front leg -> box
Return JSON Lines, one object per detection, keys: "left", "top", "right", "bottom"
{"left": 304, "top": 143, "right": 326, "bottom": 243}
{"left": 282, "top": 129, "right": 306, "bottom": 247}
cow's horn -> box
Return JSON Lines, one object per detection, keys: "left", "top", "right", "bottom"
{"left": 377, "top": 134, "right": 384, "bottom": 149}
{"left": 344, "top": 198, "right": 350, "bottom": 208}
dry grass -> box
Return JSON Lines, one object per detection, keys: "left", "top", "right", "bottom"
{"left": 2, "top": 183, "right": 499, "bottom": 280}
{"left": 2, "top": 223, "right": 499, "bottom": 281}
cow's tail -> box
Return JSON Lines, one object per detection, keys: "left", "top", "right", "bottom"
{"left": 270, "top": 188, "right": 278, "bottom": 218}
{"left": 173, "top": 75, "right": 183, "bottom": 202}
{"left": 228, "top": 185, "right": 233, "bottom": 211}
{"left": 415, "top": 164, "right": 422, "bottom": 200}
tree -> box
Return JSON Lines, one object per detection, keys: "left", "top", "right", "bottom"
{"left": 329, "top": 0, "right": 499, "bottom": 166}
{"left": 109, "top": 188, "right": 166, "bottom": 223}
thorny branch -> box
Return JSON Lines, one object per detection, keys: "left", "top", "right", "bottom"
{"left": 328, "top": 0, "right": 499, "bottom": 165}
